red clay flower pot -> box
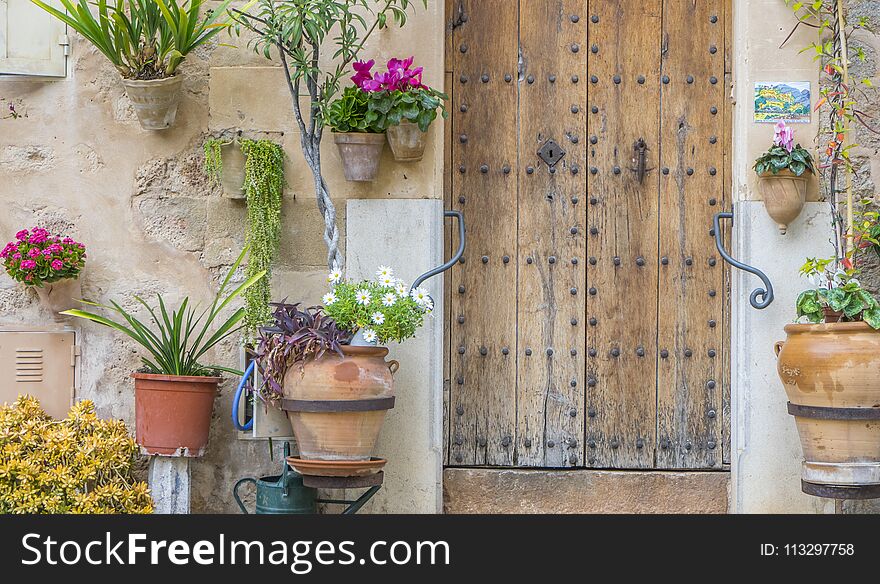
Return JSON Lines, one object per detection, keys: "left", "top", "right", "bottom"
{"left": 132, "top": 373, "right": 220, "bottom": 457}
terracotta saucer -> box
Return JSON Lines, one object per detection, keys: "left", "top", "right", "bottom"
{"left": 287, "top": 456, "right": 387, "bottom": 477}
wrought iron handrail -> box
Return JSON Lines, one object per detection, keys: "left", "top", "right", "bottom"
{"left": 411, "top": 210, "right": 466, "bottom": 291}
{"left": 713, "top": 211, "right": 774, "bottom": 309}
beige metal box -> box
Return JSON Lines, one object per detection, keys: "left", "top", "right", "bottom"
{"left": 0, "top": 327, "right": 78, "bottom": 419}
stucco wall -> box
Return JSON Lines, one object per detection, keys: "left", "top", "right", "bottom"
{"left": 0, "top": 2, "right": 443, "bottom": 513}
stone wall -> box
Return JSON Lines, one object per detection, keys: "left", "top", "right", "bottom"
{"left": 0, "top": 3, "right": 443, "bottom": 513}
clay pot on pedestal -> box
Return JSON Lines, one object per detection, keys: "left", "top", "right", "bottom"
{"left": 132, "top": 373, "right": 220, "bottom": 457}
{"left": 387, "top": 121, "right": 427, "bottom": 162}
{"left": 775, "top": 322, "right": 880, "bottom": 497}
{"left": 121, "top": 76, "right": 184, "bottom": 131}
{"left": 34, "top": 278, "right": 81, "bottom": 322}
{"left": 220, "top": 142, "right": 246, "bottom": 199}
{"left": 333, "top": 132, "right": 386, "bottom": 181}
{"left": 758, "top": 169, "right": 809, "bottom": 235}
{"left": 281, "top": 346, "right": 398, "bottom": 462}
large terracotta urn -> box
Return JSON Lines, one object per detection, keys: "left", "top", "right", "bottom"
{"left": 759, "top": 169, "right": 809, "bottom": 235}
{"left": 775, "top": 322, "right": 880, "bottom": 496}
{"left": 281, "top": 346, "right": 398, "bottom": 461}
{"left": 133, "top": 373, "right": 220, "bottom": 457}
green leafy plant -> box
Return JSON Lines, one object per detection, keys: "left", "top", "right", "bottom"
{"left": 366, "top": 87, "right": 447, "bottom": 132}
{"left": 753, "top": 121, "right": 815, "bottom": 177}
{"left": 240, "top": 139, "right": 285, "bottom": 340}
{"left": 31, "top": 0, "right": 234, "bottom": 79}
{"left": 231, "top": 0, "right": 427, "bottom": 270}
{"left": 322, "top": 265, "right": 430, "bottom": 344}
{"left": 0, "top": 396, "right": 153, "bottom": 514}
{"left": 796, "top": 257, "right": 880, "bottom": 329}
{"left": 325, "top": 86, "right": 381, "bottom": 133}
{"left": 202, "top": 136, "right": 230, "bottom": 184}
{"left": 61, "top": 248, "right": 265, "bottom": 376}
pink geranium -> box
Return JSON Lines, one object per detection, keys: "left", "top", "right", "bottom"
{"left": 51, "top": 259, "right": 63, "bottom": 270}
{"left": 20, "top": 259, "right": 36, "bottom": 270}
{"left": 15, "top": 229, "right": 28, "bottom": 241}
{"left": 2, "top": 226, "right": 86, "bottom": 286}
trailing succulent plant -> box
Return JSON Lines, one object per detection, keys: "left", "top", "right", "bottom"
{"left": 0, "top": 396, "right": 153, "bottom": 514}
{"left": 202, "top": 137, "right": 229, "bottom": 185}
{"left": 253, "top": 302, "right": 351, "bottom": 404}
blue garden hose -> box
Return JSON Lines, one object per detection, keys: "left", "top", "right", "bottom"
{"left": 232, "top": 361, "right": 255, "bottom": 431}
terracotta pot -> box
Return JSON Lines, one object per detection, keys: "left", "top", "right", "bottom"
{"left": 387, "top": 121, "right": 427, "bottom": 162}
{"left": 758, "top": 169, "right": 809, "bottom": 235}
{"left": 132, "top": 373, "right": 220, "bottom": 457}
{"left": 281, "top": 346, "right": 399, "bottom": 462}
{"left": 775, "top": 322, "right": 880, "bottom": 489}
{"left": 333, "top": 132, "right": 385, "bottom": 181}
{"left": 220, "top": 142, "right": 246, "bottom": 199}
{"left": 34, "top": 278, "right": 81, "bottom": 321}
{"left": 121, "top": 76, "right": 184, "bottom": 131}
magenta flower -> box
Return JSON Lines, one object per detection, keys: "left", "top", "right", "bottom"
{"left": 0, "top": 242, "right": 16, "bottom": 258}
{"left": 12, "top": 253, "right": 21, "bottom": 260}
{"left": 20, "top": 259, "right": 36, "bottom": 270}
{"left": 773, "top": 121, "right": 795, "bottom": 153}
{"left": 42, "top": 248, "right": 53, "bottom": 257}
{"left": 51, "top": 259, "right": 63, "bottom": 270}
{"left": 28, "top": 247, "right": 41, "bottom": 258}
{"left": 15, "top": 229, "right": 28, "bottom": 241}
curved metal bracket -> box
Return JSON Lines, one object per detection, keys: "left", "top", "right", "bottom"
{"left": 714, "top": 211, "right": 774, "bottom": 309}
{"left": 411, "top": 210, "right": 466, "bottom": 291}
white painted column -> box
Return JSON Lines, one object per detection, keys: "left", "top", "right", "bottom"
{"left": 730, "top": 201, "right": 835, "bottom": 513}
{"left": 148, "top": 457, "right": 191, "bottom": 514}
{"left": 346, "top": 199, "right": 444, "bottom": 513}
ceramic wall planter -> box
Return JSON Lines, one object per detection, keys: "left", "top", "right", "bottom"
{"left": 281, "top": 346, "right": 398, "bottom": 462}
{"left": 220, "top": 142, "right": 246, "bottom": 199}
{"left": 132, "top": 373, "right": 220, "bottom": 456}
{"left": 775, "top": 322, "right": 880, "bottom": 495}
{"left": 34, "top": 277, "right": 81, "bottom": 322}
{"left": 121, "top": 76, "right": 184, "bottom": 131}
{"left": 387, "top": 121, "right": 427, "bottom": 162}
{"left": 758, "top": 170, "right": 809, "bottom": 235}
{"left": 333, "top": 132, "right": 386, "bottom": 181}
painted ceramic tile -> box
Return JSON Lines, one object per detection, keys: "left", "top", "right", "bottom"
{"left": 754, "top": 82, "right": 811, "bottom": 123}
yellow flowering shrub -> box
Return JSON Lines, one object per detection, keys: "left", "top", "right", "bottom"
{"left": 0, "top": 396, "right": 153, "bottom": 514}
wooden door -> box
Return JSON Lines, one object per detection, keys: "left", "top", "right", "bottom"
{"left": 446, "top": 0, "right": 729, "bottom": 470}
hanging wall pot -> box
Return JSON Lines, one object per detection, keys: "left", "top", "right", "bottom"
{"left": 219, "top": 142, "right": 247, "bottom": 199}
{"left": 121, "top": 76, "right": 184, "bottom": 131}
{"left": 333, "top": 132, "right": 386, "bottom": 181}
{"left": 387, "top": 121, "right": 427, "bottom": 162}
{"left": 34, "top": 277, "right": 82, "bottom": 322}
{"left": 758, "top": 169, "right": 808, "bottom": 235}
{"left": 776, "top": 322, "right": 880, "bottom": 498}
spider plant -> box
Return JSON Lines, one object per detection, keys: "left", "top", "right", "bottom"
{"left": 61, "top": 248, "right": 265, "bottom": 377}
{"left": 30, "top": 0, "right": 235, "bottom": 79}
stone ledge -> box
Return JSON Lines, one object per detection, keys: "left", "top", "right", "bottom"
{"left": 443, "top": 468, "right": 729, "bottom": 514}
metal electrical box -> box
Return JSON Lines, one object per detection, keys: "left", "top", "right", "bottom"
{"left": 0, "top": 327, "right": 77, "bottom": 419}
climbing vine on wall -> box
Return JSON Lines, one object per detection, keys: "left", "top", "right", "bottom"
{"left": 240, "top": 138, "right": 285, "bottom": 340}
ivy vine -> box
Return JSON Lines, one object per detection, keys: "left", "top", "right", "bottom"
{"left": 239, "top": 138, "right": 285, "bottom": 341}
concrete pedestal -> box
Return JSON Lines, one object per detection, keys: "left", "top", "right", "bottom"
{"left": 148, "top": 456, "right": 191, "bottom": 514}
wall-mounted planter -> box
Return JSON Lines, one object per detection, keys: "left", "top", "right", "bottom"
{"left": 334, "top": 132, "right": 386, "bottom": 181}
{"left": 758, "top": 170, "right": 808, "bottom": 235}
{"left": 133, "top": 373, "right": 219, "bottom": 457}
{"left": 34, "top": 278, "right": 81, "bottom": 322}
{"left": 220, "top": 142, "right": 246, "bottom": 199}
{"left": 387, "top": 121, "right": 427, "bottom": 162}
{"left": 281, "top": 346, "right": 397, "bottom": 464}
{"left": 121, "top": 76, "right": 184, "bottom": 131}
{"left": 776, "top": 322, "right": 880, "bottom": 498}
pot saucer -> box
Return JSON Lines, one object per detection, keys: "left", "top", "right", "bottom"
{"left": 286, "top": 456, "right": 387, "bottom": 477}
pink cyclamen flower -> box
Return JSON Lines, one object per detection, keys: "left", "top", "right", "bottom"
{"left": 51, "top": 259, "right": 63, "bottom": 271}
{"left": 15, "top": 229, "right": 28, "bottom": 241}
{"left": 773, "top": 121, "right": 795, "bottom": 153}
{"left": 20, "top": 260, "right": 36, "bottom": 270}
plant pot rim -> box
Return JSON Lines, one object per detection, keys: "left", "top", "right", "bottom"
{"left": 338, "top": 345, "right": 389, "bottom": 357}
{"left": 121, "top": 75, "right": 182, "bottom": 87}
{"left": 333, "top": 131, "right": 386, "bottom": 144}
{"left": 131, "top": 372, "right": 222, "bottom": 383}
{"left": 758, "top": 169, "right": 812, "bottom": 180}
{"left": 783, "top": 321, "right": 877, "bottom": 334}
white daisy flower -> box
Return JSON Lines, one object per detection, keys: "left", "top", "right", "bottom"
{"left": 410, "top": 287, "right": 430, "bottom": 306}
{"left": 378, "top": 274, "right": 395, "bottom": 286}
{"left": 362, "top": 328, "right": 378, "bottom": 343}
{"left": 382, "top": 292, "right": 397, "bottom": 307}
{"left": 355, "top": 289, "right": 371, "bottom": 306}
{"left": 322, "top": 292, "right": 337, "bottom": 306}
{"left": 376, "top": 265, "right": 394, "bottom": 280}
{"left": 395, "top": 281, "right": 408, "bottom": 296}
{"left": 371, "top": 311, "right": 386, "bottom": 325}
{"left": 327, "top": 269, "right": 343, "bottom": 284}
{"left": 423, "top": 298, "right": 434, "bottom": 313}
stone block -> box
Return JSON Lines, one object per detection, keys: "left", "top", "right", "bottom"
{"left": 148, "top": 456, "right": 191, "bottom": 514}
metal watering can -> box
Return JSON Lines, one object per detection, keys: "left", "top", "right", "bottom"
{"left": 233, "top": 443, "right": 317, "bottom": 515}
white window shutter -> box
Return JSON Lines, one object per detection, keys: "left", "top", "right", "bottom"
{"left": 0, "top": 0, "right": 67, "bottom": 77}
